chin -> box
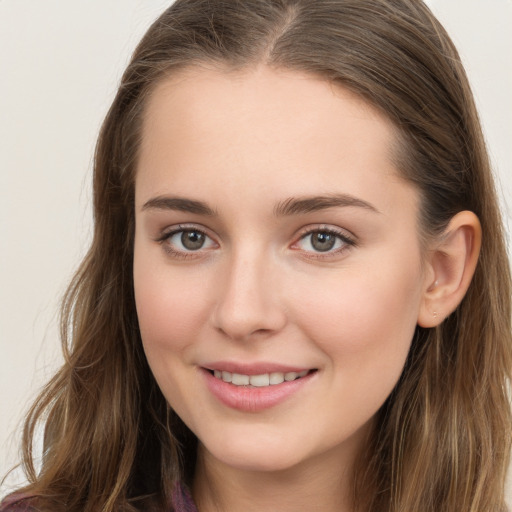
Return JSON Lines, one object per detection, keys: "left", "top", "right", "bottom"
{"left": 200, "top": 431, "right": 310, "bottom": 473}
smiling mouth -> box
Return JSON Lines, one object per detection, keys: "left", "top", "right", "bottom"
{"left": 207, "top": 369, "right": 316, "bottom": 387}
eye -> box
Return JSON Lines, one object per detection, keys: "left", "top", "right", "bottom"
{"left": 172, "top": 230, "right": 208, "bottom": 251}
{"left": 294, "top": 228, "right": 355, "bottom": 255}
{"left": 159, "top": 226, "right": 217, "bottom": 255}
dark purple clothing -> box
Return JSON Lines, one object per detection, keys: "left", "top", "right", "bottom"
{"left": 172, "top": 483, "right": 198, "bottom": 512}
{"left": 0, "top": 483, "right": 198, "bottom": 512}
{"left": 0, "top": 495, "right": 35, "bottom": 512}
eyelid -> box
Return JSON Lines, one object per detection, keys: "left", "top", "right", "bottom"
{"left": 156, "top": 223, "right": 219, "bottom": 258}
{"left": 290, "top": 224, "right": 357, "bottom": 257}
{"left": 154, "top": 223, "right": 356, "bottom": 260}
{"left": 155, "top": 223, "right": 211, "bottom": 242}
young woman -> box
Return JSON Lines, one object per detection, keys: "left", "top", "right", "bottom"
{"left": 1, "top": 1, "right": 511, "bottom": 511}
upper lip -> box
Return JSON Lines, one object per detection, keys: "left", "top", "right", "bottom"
{"left": 202, "top": 361, "right": 315, "bottom": 375}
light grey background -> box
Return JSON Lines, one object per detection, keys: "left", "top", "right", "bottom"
{"left": 1, "top": 0, "right": 511, "bottom": 500}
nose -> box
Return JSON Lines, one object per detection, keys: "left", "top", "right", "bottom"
{"left": 211, "top": 250, "right": 287, "bottom": 341}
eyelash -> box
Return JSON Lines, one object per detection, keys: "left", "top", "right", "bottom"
{"left": 155, "top": 224, "right": 356, "bottom": 260}
{"left": 156, "top": 224, "right": 216, "bottom": 260}
{"left": 292, "top": 226, "right": 356, "bottom": 260}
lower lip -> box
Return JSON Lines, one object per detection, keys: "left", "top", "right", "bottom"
{"left": 201, "top": 368, "right": 316, "bottom": 412}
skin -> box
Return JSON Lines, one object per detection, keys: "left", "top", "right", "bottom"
{"left": 132, "top": 65, "right": 475, "bottom": 511}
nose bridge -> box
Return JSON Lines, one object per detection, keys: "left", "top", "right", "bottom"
{"left": 212, "top": 243, "right": 285, "bottom": 340}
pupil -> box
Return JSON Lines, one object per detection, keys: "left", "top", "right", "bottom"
{"left": 181, "top": 230, "right": 205, "bottom": 250}
{"left": 311, "top": 232, "right": 335, "bottom": 252}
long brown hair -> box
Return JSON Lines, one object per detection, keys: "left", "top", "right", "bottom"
{"left": 7, "top": 1, "right": 511, "bottom": 511}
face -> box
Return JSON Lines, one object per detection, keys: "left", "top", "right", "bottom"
{"left": 133, "top": 66, "right": 429, "bottom": 476}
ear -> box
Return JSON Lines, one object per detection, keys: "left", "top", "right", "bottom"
{"left": 417, "top": 211, "right": 482, "bottom": 328}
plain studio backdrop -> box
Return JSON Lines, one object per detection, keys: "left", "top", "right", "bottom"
{"left": 1, "top": 0, "right": 511, "bottom": 501}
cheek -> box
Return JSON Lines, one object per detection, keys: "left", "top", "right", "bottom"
{"left": 292, "top": 253, "right": 423, "bottom": 373}
{"left": 135, "top": 277, "right": 192, "bottom": 353}
{"left": 133, "top": 248, "right": 213, "bottom": 420}
{"left": 292, "top": 259, "right": 423, "bottom": 439}
{"left": 133, "top": 245, "right": 210, "bottom": 362}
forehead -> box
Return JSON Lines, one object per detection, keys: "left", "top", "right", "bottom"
{"left": 140, "top": 64, "right": 393, "bottom": 151}
{"left": 136, "top": 65, "right": 416, "bottom": 218}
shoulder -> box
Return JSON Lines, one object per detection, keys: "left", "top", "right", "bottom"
{"left": 172, "top": 482, "right": 198, "bottom": 512}
{"left": 0, "top": 494, "right": 38, "bottom": 512}
{"left": 1, "top": 485, "right": 199, "bottom": 512}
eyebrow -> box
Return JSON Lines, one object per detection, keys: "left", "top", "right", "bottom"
{"left": 141, "top": 193, "right": 380, "bottom": 217}
{"left": 273, "top": 194, "right": 380, "bottom": 216}
{"left": 141, "top": 196, "right": 217, "bottom": 216}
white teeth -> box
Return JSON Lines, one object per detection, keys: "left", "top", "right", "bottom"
{"left": 249, "top": 374, "right": 270, "bottom": 387}
{"left": 231, "top": 373, "right": 250, "bottom": 385}
{"left": 269, "top": 372, "right": 285, "bottom": 385}
{"left": 213, "top": 369, "right": 311, "bottom": 387}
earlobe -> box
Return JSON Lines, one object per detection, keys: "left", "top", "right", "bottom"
{"left": 417, "top": 211, "right": 482, "bottom": 328}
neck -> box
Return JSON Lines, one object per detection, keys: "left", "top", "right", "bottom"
{"left": 192, "top": 440, "right": 362, "bottom": 512}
